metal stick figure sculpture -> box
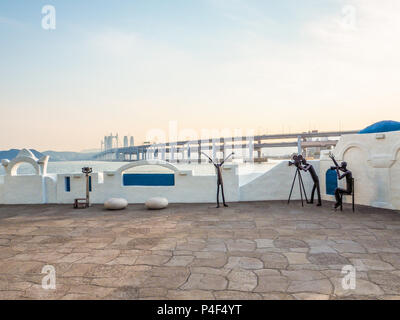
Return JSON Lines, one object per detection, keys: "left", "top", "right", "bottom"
{"left": 202, "top": 152, "right": 234, "bottom": 208}
{"left": 300, "top": 157, "right": 322, "bottom": 206}
{"left": 329, "top": 154, "right": 353, "bottom": 210}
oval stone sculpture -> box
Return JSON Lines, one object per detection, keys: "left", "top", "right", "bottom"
{"left": 104, "top": 198, "right": 128, "bottom": 210}
{"left": 145, "top": 197, "right": 168, "bottom": 210}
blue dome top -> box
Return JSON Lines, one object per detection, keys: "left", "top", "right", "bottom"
{"left": 359, "top": 120, "right": 400, "bottom": 134}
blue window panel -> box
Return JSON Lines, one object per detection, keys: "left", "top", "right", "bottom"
{"left": 326, "top": 169, "right": 337, "bottom": 195}
{"left": 123, "top": 174, "right": 175, "bottom": 186}
{"left": 65, "top": 177, "right": 71, "bottom": 192}
{"left": 89, "top": 176, "right": 92, "bottom": 192}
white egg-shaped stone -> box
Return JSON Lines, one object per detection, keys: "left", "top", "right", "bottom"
{"left": 104, "top": 198, "right": 128, "bottom": 210}
{"left": 145, "top": 197, "right": 168, "bottom": 210}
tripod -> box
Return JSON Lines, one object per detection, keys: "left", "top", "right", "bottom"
{"left": 287, "top": 166, "right": 308, "bottom": 207}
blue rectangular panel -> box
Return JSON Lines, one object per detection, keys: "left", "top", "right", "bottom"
{"left": 89, "top": 176, "right": 92, "bottom": 192}
{"left": 325, "top": 169, "right": 338, "bottom": 195}
{"left": 65, "top": 177, "right": 71, "bottom": 192}
{"left": 123, "top": 173, "right": 175, "bottom": 186}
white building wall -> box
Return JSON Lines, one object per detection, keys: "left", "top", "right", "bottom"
{"left": 50, "top": 163, "right": 240, "bottom": 204}
{"left": 320, "top": 131, "right": 400, "bottom": 210}
{"left": 1, "top": 175, "right": 44, "bottom": 204}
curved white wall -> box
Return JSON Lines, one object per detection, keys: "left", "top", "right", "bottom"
{"left": 320, "top": 131, "right": 400, "bottom": 210}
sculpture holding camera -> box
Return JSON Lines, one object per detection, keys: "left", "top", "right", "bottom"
{"left": 329, "top": 153, "right": 353, "bottom": 210}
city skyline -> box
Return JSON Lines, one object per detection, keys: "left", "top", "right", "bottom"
{"left": 1, "top": 0, "right": 399, "bottom": 151}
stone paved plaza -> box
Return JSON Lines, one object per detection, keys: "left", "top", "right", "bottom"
{"left": 1, "top": 201, "right": 400, "bottom": 300}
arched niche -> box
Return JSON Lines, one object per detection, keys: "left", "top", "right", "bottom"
{"left": 116, "top": 160, "right": 180, "bottom": 175}
{"left": 116, "top": 160, "right": 178, "bottom": 187}
{"left": 8, "top": 157, "right": 41, "bottom": 176}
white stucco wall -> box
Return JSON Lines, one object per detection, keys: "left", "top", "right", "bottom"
{"left": 0, "top": 175, "right": 44, "bottom": 204}
{"left": 239, "top": 160, "right": 319, "bottom": 201}
{"left": 320, "top": 131, "right": 400, "bottom": 210}
{"left": 26, "top": 161, "right": 239, "bottom": 204}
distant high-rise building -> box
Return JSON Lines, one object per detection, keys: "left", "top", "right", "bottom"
{"left": 130, "top": 136, "right": 134, "bottom": 147}
{"left": 123, "top": 136, "right": 128, "bottom": 148}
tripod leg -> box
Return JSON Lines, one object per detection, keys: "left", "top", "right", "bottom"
{"left": 299, "top": 171, "right": 309, "bottom": 203}
{"left": 298, "top": 170, "right": 304, "bottom": 207}
{"left": 288, "top": 169, "right": 298, "bottom": 204}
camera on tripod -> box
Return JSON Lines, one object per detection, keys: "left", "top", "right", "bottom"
{"left": 288, "top": 154, "right": 303, "bottom": 168}
{"left": 287, "top": 154, "right": 308, "bottom": 206}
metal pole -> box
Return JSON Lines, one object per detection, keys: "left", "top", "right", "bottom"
{"left": 297, "top": 169, "right": 304, "bottom": 207}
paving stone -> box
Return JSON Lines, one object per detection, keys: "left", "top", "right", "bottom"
{"left": 287, "top": 279, "right": 333, "bottom": 294}
{"left": 142, "top": 267, "right": 189, "bottom": 289}
{"left": 202, "top": 240, "right": 227, "bottom": 252}
{"left": 283, "top": 253, "right": 310, "bottom": 265}
{"left": 78, "top": 250, "right": 120, "bottom": 264}
{"left": 225, "top": 257, "right": 263, "bottom": 270}
{"left": 281, "top": 270, "right": 325, "bottom": 281}
{"left": 255, "top": 276, "right": 289, "bottom": 293}
{"left": 332, "top": 277, "right": 384, "bottom": 297}
{"left": 307, "top": 253, "right": 349, "bottom": 265}
{"left": 165, "top": 255, "right": 194, "bottom": 267}
{"left": 309, "top": 246, "right": 337, "bottom": 254}
{"left": 214, "top": 291, "right": 262, "bottom": 300}
{"left": 190, "top": 267, "right": 231, "bottom": 276}
{"left": 227, "top": 270, "right": 257, "bottom": 291}
{"left": 255, "top": 269, "right": 281, "bottom": 277}
{"left": 380, "top": 253, "right": 400, "bottom": 268}
{"left": 332, "top": 240, "right": 366, "bottom": 253}
{"left": 351, "top": 259, "right": 395, "bottom": 271}
{"left": 191, "top": 255, "right": 227, "bottom": 268}
{"left": 167, "top": 290, "right": 214, "bottom": 300}
{"left": 255, "top": 239, "right": 274, "bottom": 248}
{"left": 293, "top": 293, "right": 330, "bottom": 300}
{"left": 274, "top": 239, "right": 308, "bottom": 249}
{"left": 107, "top": 256, "right": 138, "bottom": 265}
{"left": 260, "top": 253, "right": 288, "bottom": 269}
{"left": 107, "top": 286, "right": 139, "bottom": 300}
{"left": 261, "top": 293, "right": 294, "bottom": 300}
{"left": 139, "top": 287, "right": 168, "bottom": 298}
{"left": 367, "top": 271, "right": 400, "bottom": 294}
{"left": 181, "top": 274, "right": 228, "bottom": 291}
{"left": 226, "top": 239, "right": 256, "bottom": 252}
{"left": 135, "top": 255, "right": 171, "bottom": 266}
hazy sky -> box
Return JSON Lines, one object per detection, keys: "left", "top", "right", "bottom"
{"left": 0, "top": 0, "right": 399, "bottom": 151}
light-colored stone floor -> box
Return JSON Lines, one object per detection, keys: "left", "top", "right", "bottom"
{"left": 1, "top": 201, "right": 400, "bottom": 300}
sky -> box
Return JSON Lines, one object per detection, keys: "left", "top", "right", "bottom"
{"left": 0, "top": 0, "right": 399, "bottom": 151}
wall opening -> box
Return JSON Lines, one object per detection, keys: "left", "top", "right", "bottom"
{"left": 15, "top": 163, "right": 37, "bottom": 175}
{"left": 65, "top": 177, "right": 71, "bottom": 192}
{"left": 123, "top": 173, "right": 175, "bottom": 186}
